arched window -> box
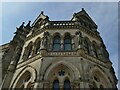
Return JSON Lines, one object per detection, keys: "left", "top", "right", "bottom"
{"left": 64, "top": 35, "right": 72, "bottom": 51}
{"left": 53, "top": 35, "right": 61, "bottom": 51}
{"left": 84, "top": 39, "right": 90, "bottom": 54}
{"left": 35, "top": 41, "right": 41, "bottom": 54}
{"left": 92, "top": 44, "right": 98, "bottom": 58}
{"left": 100, "top": 84, "right": 104, "bottom": 88}
{"left": 27, "top": 45, "right": 33, "bottom": 58}
{"left": 53, "top": 79, "right": 60, "bottom": 90}
{"left": 15, "top": 71, "right": 31, "bottom": 88}
{"left": 64, "top": 79, "right": 71, "bottom": 90}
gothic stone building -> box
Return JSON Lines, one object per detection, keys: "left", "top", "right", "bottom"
{"left": 1, "top": 8, "right": 118, "bottom": 89}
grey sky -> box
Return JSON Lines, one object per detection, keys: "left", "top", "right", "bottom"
{"left": 1, "top": 2, "right": 118, "bottom": 87}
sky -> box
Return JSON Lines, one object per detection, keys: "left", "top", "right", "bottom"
{"left": 1, "top": 2, "right": 119, "bottom": 88}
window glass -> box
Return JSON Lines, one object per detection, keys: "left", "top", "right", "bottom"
{"left": 53, "top": 80, "right": 60, "bottom": 90}
{"left": 84, "top": 40, "right": 89, "bottom": 54}
{"left": 64, "top": 80, "right": 71, "bottom": 90}
{"left": 64, "top": 35, "right": 72, "bottom": 51}
{"left": 35, "top": 41, "right": 40, "bottom": 54}
{"left": 93, "top": 44, "right": 98, "bottom": 58}
{"left": 53, "top": 36, "right": 61, "bottom": 51}
{"left": 27, "top": 45, "right": 32, "bottom": 58}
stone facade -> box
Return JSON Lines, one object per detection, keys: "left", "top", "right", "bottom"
{"left": 1, "top": 8, "right": 117, "bottom": 89}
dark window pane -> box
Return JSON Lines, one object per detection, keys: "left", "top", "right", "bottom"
{"left": 64, "top": 35, "right": 72, "bottom": 51}
{"left": 65, "top": 38, "right": 71, "bottom": 43}
{"left": 53, "top": 80, "right": 60, "bottom": 90}
{"left": 27, "top": 45, "right": 32, "bottom": 58}
{"left": 64, "top": 44, "right": 72, "bottom": 51}
{"left": 54, "top": 37, "right": 60, "bottom": 43}
{"left": 93, "top": 44, "right": 98, "bottom": 58}
{"left": 53, "top": 44, "right": 61, "bottom": 51}
{"left": 35, "top": 42, "right": 40, "bottom": 54}
{"left": 64, "top": 80, "right": 71, "bottom": 90}
{"left": 53, "top": 36, "right": 61, "bottom": 51}
{"left": 84, "top": 40, "right": 89, "bottom": 54}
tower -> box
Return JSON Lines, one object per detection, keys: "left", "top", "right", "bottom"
{"left": 1, "top": 8, "right": 117, "bottom": 89}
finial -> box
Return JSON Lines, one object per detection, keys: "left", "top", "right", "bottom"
{"left": 22, "top": 22, "right": 25, "bottom": 25}
{"left": 82, "top": 8, "right": 84, "bottom": 11}
{"left": 17, "top": 22, "right": 25, "bottom": 30}
{"left": 29, "top": 20, "right": 31, "bottom": 23}
{"left": 41, "top": 11, "right": 44, "bottom": 14}
{"left": 25, "top": 20, "right": 31, "bottom": 30}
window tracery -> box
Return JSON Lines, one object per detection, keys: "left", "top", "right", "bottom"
{"left": 35, "top": 41, "right": 41, "bottom": 54}
{"left": 15, "top": 71, "right": 33, "bottom": 89}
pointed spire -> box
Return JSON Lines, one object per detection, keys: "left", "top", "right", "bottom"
{"left": 82, "top": 8, "right": 85, "bottom": 11}
{"left": 41, "top": 11, "right": 44, "bottom": 15}
{"left": 25, "top": 20, "right": 31, "bottom": 30}
{"left": 17, "top": 22, "right": 25, "bottom": 30}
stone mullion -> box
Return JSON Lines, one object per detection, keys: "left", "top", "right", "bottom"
{"left": 90, "top": 44, "right": 96, "bottom": 57}
{"left": 77, "top": 35, "right": 83, "bottom": 50}
{"left": 32, "top": 43, "right": 36, "bottom": 56}
{"left": 49, "top": 36, "right": 53, "bottom": 51}
{"left": 59, "top": 83, "right": 64, "bottom": 90}
{"left": 31, "top": 44, "right": 35, "bottom": 57}
{"left": 97, "top": 47, "right": 103, "bottom": 60}
{"left": 71, "top": 36, "right": 75, "bottom": 50}
{"left": 24, "top": 47, "right": 29, "bottom": 60}
{"left": 61, "top": 36, "right": 64, "bottom": 51}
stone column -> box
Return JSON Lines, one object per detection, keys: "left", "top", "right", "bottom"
{"left": 72, "top": 36, "right": 75, "bottom": 50}
{"left": 90, "top": 44, "right": 96, "bottom": 57}
{"left": 43, "top": 81, "right": 50, "bottom": 89}
{"left": 61, "top": 37, "right": 64, "bottom": 51}
{"left": 59, "top": 83, "right": 64, "bottom": 90}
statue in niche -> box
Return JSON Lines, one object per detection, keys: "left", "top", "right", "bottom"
{"left": 76, "top": 31, "right": 82, "bottom": 45}
{"left": 42, "top": 31, "right": 49, "bottom": 48}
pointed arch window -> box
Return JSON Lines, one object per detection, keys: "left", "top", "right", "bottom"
{"left": 64, "top": 79, "right": 71, "bottom": 90}
{"left": 27, "top": 45, "right": 33, "bottom": 58}
{"left": 84, "top": 39, "right": 90, "bottom": 54}
{"left": 35, "top": 41, "right": 41, "bottom": 54}
{"left": 53, "top": 35, "right": 61, "bottom": 51}
{"left": 53, "top": 79, "right": 60, "bottom": 90}
{"left": 64, "top": 35, "right": 72, "bottom": 51}
{"left": 15, "top": 71, "right": 31, "bottom": 88}
{"left": 92, "top": 44, "right": 98, "bottom": 58}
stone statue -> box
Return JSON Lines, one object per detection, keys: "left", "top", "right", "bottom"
{"left": 42, "top": 31, "right": 49, "bottom": 48}
{"left": 76, "top": 31, "right": 82, "bottom": 45}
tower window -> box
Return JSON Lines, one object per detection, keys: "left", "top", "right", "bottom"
{"left": 53, "top": 79, "right": 60, "bottom": 90}
{"left": 64, "top": 35, "right": 72, "bottom": 51}
{"left": 84, "top": 39, "right": 90, "bottom": 54}
{"left": 64, "top": 79, "right": 71, "bottom": 90}
{"left": 92, "top": 44, "right": 98, "bottom": 58}
{"left": 35, "top": 41, "right": 41, "bottom": 54}
{"left": 27, "top": 45, "right": 33, "bottom": 58}
{"left": 53, "top": 35, "right": 61, "bottom": 51}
